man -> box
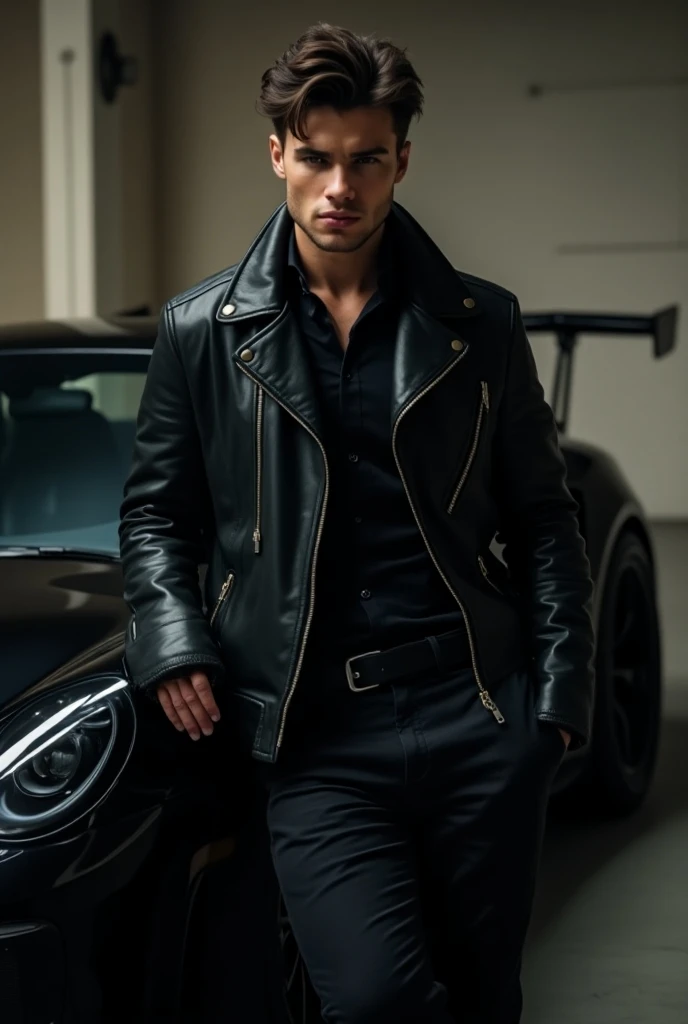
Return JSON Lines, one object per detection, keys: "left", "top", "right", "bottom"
{"left": 120, "top": 22, "right": 595, "bottom": 1024}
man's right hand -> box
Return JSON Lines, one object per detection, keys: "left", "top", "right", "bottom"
{"left": 156, "top": 671, "right": 221, "bottom": 740}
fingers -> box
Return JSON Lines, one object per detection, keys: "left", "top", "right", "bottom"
{"left": 163, "top": 678, "right": 204, "bottom": 739}
{"left": 178, "top": 676, "right": 215, "bottom": 736}
{"left": 156, "top": 672, "right": 220, "bottom": 740}
{"left": 558, "top": 728, "right": 571, "bottom": 749}
{"left": 156, "top": 682, "right": 186, "bottom": 732}
{"left": 189, "top": 670, "right": 221, "bottom": 722}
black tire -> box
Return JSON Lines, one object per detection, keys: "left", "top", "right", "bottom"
{"left": 587, "top": 530, "right": 662, "bottom": 816}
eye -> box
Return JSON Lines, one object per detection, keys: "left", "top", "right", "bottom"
{"left": 355, "top": 156, "right": 380, "bottom": 165}
{"left": 304, "top": 156, "right": 325, "bottom": 165}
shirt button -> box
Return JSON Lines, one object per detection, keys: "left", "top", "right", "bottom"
{"left": 345, "top": 372, "right": 353, "bottom": 381}
{"left": 360, "top": 589, "right": 371, "bottom": 600}
{"left": 354, "top": 516, "right": 363, "bottom": 524}
{"left": 348, "top": 453, "right": 359, "bottom": 463}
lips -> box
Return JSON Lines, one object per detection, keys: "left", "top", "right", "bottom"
{"left": 318, "top": 213, "right": 359, "bottom": 222}
{"left": 318, "top": 213, "right": 360, "bottom": 230}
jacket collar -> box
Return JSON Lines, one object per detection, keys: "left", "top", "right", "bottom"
{"left": 221, "top": 202, "right": 479, "bottom": 443}
{"left": 216, "top": 201, "right": 480, "bottom": 324}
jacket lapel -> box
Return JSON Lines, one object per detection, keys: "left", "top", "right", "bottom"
{"left": 216, "top": 204, "right": 325, "bottom": 440}
{"left": 391, "top": 304, "right": 471, "bottom": 427}
{"left": 232, "top": 303, "right": 325, "bottom": 443}
{"left": 385, "top": 204, "right": 479, "bottom": 425}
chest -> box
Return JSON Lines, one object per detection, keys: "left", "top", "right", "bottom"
{"left": 330, "top": 310, "right": 361, "bottom": 351}
{"left": 203, "top": 300, "right": 504, "bottom": 530}
{"left": 315, "top": 294, "right": 376, "bottom": 352}
{"left": 296, "top": 292, "right": 396, "bottom": 433}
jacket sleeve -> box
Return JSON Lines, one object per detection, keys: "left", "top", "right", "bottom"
{"left": 118, "top": 303, "right": 224, "bottom": 693}
{"left": 493, "top": 298, "right": 595, "bottom": 749}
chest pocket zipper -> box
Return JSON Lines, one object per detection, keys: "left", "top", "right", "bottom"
{"left": 253, "top": 385, "right": 264, "bottom": 554}
{"left": 447, "top": 381, "right": 489, "bottom": 514}
{"left": 209, "top": 572, "right": 235, "bottom": 628}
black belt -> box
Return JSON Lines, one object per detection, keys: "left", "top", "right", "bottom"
{"left": 344, "top": 627, "right": 471, "bottom": 692}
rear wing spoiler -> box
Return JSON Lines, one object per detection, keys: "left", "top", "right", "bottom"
{"left": 521, "top": 305, "right": 680, "bottom": 433}
{"left": 522, "top": 306, "right": 679, "bottom": 358}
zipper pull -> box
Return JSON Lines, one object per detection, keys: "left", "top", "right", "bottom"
{"left": 253, "top": 528, "right": 261, "bottom": 554}
{"left": 209, "top": 573, "right": 234, "bottom": 626}
{"left": 480, "top": 690, "right": 505, "bottom": 724}
{"left": 481, "top": 381, "right": 490, "bottom": 410}
{"left": 478, "top": 555, "right": 488, "bottom": 578}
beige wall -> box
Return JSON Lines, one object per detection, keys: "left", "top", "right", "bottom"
{"left": 118, "top": 0, "right": 156, "bottom": 312}
{"left": 0, "top": 0, "right": 44, "bottom": 321}
{"left": 39, "top": 0, "right": 157, "bottom": 318}
{"left": 92, "top": 0, "right": 156, "bottom": 315}
{"left": 149, "top": 0, "right": 688, "bottom": 518}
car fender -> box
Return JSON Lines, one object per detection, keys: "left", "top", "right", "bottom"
{"left": 561, "top": 439, "right": 657, "bottom": 633}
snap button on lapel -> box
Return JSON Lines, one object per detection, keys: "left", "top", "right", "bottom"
{"left": 451, "top": 339, "right": 464, "bottom": 352}
{"left": 222, "top": 303, "right": 236, "bottom": 316}
{"left": 240, "top": 349, "right": 254, "bottom": 362}
{"left": 463, "top": 297, "right": 475, "bottom": 309}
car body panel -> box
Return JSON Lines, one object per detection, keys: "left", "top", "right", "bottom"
{"left": 0, "top": 315, "right": 158, "bottom": 350}
{"left": 0, "top": 556, "right": 127, "bottom": 709}
{"left": 561, "top": 438, "right": 656, "bottom": 625}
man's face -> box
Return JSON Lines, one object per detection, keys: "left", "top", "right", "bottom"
{"left": 269, "top": 105, "right": 410, "bottom": 253}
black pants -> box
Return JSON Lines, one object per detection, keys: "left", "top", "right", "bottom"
{"left": 260, "top": 658, "right": 565, "bottom": 1024}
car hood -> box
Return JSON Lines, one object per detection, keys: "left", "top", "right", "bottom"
{"left": 0, "top": 556, "right": 128, "bottom": 712}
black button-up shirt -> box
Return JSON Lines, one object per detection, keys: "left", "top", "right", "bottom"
{"left": 287, "top": 225, "right": 463, "bottom": 670}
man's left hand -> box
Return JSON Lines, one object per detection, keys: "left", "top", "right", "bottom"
{"left": 558, "top": 728, "right": 571, "bottom": 749}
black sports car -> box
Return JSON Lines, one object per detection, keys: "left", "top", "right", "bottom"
{"left": 0, "top": 305, "right": 678, "bottom": 1023}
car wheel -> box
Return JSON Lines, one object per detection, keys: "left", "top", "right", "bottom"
{"left": 588, "top": 529, "right": 662, "bottom": 815}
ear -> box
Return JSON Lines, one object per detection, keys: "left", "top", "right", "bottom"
{"left": 394, "top": 141, "right": 411, "bottom": 185}
{"left": 269, "top": 134, "right": 286, "bottom": 180}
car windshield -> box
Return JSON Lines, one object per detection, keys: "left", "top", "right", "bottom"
{"left": 0, "top": 348, "right": 151, "bottom": 557}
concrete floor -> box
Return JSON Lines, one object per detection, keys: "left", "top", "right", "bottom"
{"left": 523, "top": 679, "right": 688, "bottom": 1022}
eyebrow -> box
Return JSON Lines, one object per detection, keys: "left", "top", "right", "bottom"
{"left": 294, "top": 145, "right": 390, "bottom": 158}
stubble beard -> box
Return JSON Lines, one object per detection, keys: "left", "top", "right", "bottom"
{"left": 287, "top": 191, "right": 393, "bottom": 254}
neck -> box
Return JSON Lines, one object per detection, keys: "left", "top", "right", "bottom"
{"left": 293, "top": 221, "right": 384, "bottom": 300}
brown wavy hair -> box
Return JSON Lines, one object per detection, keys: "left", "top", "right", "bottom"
{"left": 257, "top": 24, "right": 424, "bottom": 154}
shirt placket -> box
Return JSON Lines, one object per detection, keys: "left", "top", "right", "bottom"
{"left": 341, "top": 317, "right": 381, "bottom": 636}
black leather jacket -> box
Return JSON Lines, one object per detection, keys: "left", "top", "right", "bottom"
{"left": 119, "top": 201, "right": 595, "bottom": 762}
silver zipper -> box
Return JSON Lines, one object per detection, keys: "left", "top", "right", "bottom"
{"left": 392, "top": 363, "right": 505, "bottom": 725}
{"left": 478, "top": 554, "right": 504, "bottom": 595}
{"left": 447, "top": 380, "right": 490, "bottom": 514}
{"left": 253, "top": 385, "right": 264, "bottom": 554}
{"left": 209, "top": 572, "right": 235, "bottom": 627}
{"left": 237, "top": 365, "right": 330, "bottom": 749}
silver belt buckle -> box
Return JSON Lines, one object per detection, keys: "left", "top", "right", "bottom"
{"left": 345, "top": 650, "right": 382, "bottom": 692}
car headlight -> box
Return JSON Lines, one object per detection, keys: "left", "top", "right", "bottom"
{"left": 0, "top": 675, "right": 136, "bottom": 842}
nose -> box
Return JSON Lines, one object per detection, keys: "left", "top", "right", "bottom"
{"left": 324, "top": 166, "right": 355, "bottom": 204}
